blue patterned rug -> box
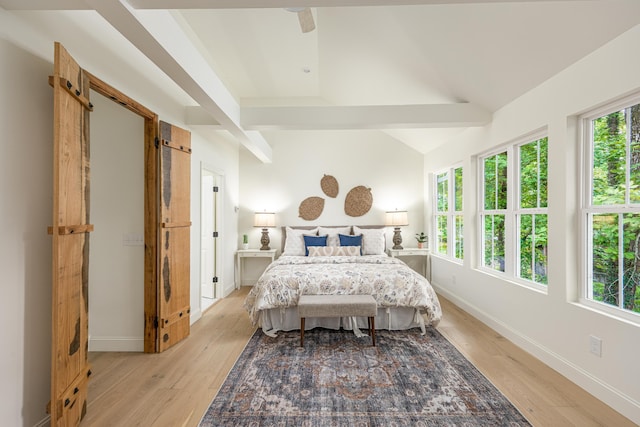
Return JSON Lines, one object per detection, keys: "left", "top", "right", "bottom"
{"left": 200, "top": 328, "right": 531, "bottom": 426}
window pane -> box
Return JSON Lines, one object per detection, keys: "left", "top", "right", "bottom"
{"left": 623, "top": 214, "right": 640, "bottom": 313}
{"left": 483, "top": 214, "right": 505, "bottom": 272}
{"left": 455, "top": 214, "right": 464, "bottom": 259}
{"left": 519, "top": 214, "right": 548, "bottom": 284}
{"left": 592, "top": 214, "right": 619, "bottom": 307}
{"left": 484, "top": 152, "right": 507, "bottom": 210}
{"left": 437, "top": 215, "right": 448, "bottom": 254}
{"left": 520, "top": 137, "right": 548, "bottom": 209}
{"left": 630, "top": 105, "right": 640, "bottom": 203}
{"left": 437, "top": 172, "right": 449, "bottom": 212}
{"left": 454, "top": 167, "right": 463, "bottom": 211}
{"left": 592, "top": 111, "right": 626, "bottom": 205}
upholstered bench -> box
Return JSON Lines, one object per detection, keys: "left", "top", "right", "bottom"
{"left": 298, "top": 294, "right": 377, "bottom": 347}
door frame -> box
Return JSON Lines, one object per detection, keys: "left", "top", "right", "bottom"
{"left": 200, "top": 163, "right": 225, "bottom": 304}
{"left": 84, "top": 71, "right": 160, "bottom": 353}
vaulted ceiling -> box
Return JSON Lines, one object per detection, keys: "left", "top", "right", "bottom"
{"left": 2, "top": 0, "right": 640, "bottom": 160}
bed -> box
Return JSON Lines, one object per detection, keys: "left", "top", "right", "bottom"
{"left": 243, "top": 225, "right": 442, "bottom": 337}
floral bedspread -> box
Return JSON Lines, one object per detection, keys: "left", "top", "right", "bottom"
{"left": 244, "top": 255, "right": 442, "bottom": 327}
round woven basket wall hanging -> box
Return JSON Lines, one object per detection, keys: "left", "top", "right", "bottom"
{"left": 299, "top": 196, "right": 325, "bottom": 220}
{"left": 320, "top": 174, "right": 339, "bottom": 198}
{"left": 344, "top": 186, "right": 372, "bottom": 217}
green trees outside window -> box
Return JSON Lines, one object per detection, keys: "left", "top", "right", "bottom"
{"left": 435, "top": 166, "right": 463, "bottom": 260}
{"left": 518, "top": 138, "right": 548, "bottom": 285}
{"left": 436, "top": 172, "right": 449, "bottom": 255}
{"left": 588, "top": 103, "right": 640, "bottom": 314}
{"left": 480, "top": 136, "right": 548, "bottom": 286}
{"left": 482, "top": 151, "right": 508, "bottom": 272}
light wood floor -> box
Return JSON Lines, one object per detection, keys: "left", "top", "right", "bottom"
{"left": 83, "top": 287, "right": 634, "bottom": 427}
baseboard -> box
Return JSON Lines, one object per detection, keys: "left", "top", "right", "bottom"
{"left": 222, "top": 283, "right": 237, "bottom": 297}
{"left": 431, "top": 282, "right": 640, "bottom": 425}
{"left": 191, "top": 308, "right": 202, "bottom": 324}
{"left": 88, "top": 336, "right": 144, "bottom": 352}
{"left": 33, "top": 415, "right": 49, "bottom": 427}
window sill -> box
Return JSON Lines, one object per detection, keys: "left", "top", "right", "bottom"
{"left": 476, "top": 266, "right": 549, "bottom": 295}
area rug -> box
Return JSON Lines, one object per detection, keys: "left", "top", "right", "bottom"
{"left": 199, "top": 328, "right": 531, "bottom": 426}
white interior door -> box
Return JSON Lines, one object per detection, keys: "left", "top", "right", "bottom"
{"left": 201, "top": 173, "right": 215, "bottom": 301}
{"left": 201, "top": 166, "right": 225, "bottom": 312}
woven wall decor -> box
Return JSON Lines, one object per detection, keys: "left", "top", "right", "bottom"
{"left": 320, "top": 174, "right": 339, "bottom": 198}
{"left": 344, "top": 186, "right": 373, "bottom": 217}
{"left": 299, "top": 196, "right": 325, "bottom": 220}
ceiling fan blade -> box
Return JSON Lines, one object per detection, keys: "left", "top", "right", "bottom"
{"left": 297, "top": 8, "right": 315, "bottom": 33}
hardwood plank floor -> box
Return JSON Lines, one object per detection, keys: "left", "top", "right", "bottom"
{"left": 83, "top": 288, "right": 634, "bottom": 426}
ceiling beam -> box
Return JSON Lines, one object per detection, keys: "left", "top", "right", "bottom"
{"left": 0, "top": 0, "right": 592, "bottom": 10}
{"left": 240, "top": 103, "right": 491, "bottom": 131}
{"left": 83, "top": 0, "right": 272, "bottom": 163}
{"left": 128, "top": 0, "right": 588, "bottom": 8}
{"left": 0, "top": 0, "right": 91, "bottom": 9}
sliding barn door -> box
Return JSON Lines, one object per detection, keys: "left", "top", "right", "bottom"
{"left": 158, "top": 121, "right": 192, "bottom": 352}
{"left": 50, "top": 42, "right": 92, "bottom": 426}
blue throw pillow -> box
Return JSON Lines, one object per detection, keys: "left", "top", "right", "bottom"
{"left": 303, "top": 235, "right": 328, "bottom": 256}
{"left": 339, "top": 234, "right": 363, "bottom": 255}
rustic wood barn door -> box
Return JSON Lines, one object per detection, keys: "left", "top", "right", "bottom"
{"left": 158, "top": 121, "right": 192, "bottom": 352}
{"left": 50, "top": 41, "right": 92, "bottom": 426}
{"left": 50, "top": 42, "right": 192, "bottom": 424}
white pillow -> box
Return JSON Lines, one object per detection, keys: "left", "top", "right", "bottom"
{"left": 283, "top": 227, "right": 318, "bottom": 256}
{"left": 308, "top": 246, "right": 361, "bottom": 257}
{"left": 353, "top": 226, "right": 386, "bottom": 255}
{"left": 318, "top": 226, "right": 351, "bottom": 247}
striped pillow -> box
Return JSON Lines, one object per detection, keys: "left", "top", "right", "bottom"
{"left": 307, "top": 246, "right": 361, "bottom": 257}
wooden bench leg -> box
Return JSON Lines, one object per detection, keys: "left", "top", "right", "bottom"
{"left": 369, "top": 316, "right": 376, "bottom": 346}
{"left": 300, "top": 317, "right": 305, "bottom": 347}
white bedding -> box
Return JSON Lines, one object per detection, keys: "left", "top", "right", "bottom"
{"left": 243, "top": 255, "right": 442, "bottom": 335}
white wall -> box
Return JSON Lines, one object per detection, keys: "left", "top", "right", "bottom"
{"left": 89, "top": 93, "right": 145, "bottom": 352}
{"left": 0, "top": 38, "right": 54, "bottom": 426}
{"left": 425, "top": 25, "right": 640, "bottom": 423}
{"left": 239, "top": 130, "right": 425, "bottom": 284}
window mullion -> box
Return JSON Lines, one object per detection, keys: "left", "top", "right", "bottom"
{"left": 618, "top": 213, "right": 624, "bottom": 309}
{"left": 505, "top": 146, "right": 515, "bottom": 276}
{"left": 451, "top": 168, "right": 456, "bottom": 258}
{"left": 626, "top": 108, "right": 631, "bottom": 205}
{"left": 537, "top": 139, "right": 541, "bottom": 208}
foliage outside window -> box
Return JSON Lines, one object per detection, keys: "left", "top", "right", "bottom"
{"left": 482, "top": 152, "right": 507, "bottom": 272}
{"left": 518, "top": 138, "right": 548, "bottom": 285}
{"left": 435, "top": 166, "right": 463, "bottom": 260}
{"left": 584, "top": 99, "right": 640, "bottom": 316}
{"left": 479, "top": 135, "right": 548, "bottom": 288}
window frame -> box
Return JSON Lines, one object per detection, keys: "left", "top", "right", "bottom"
{"left": 433, "top": 164, "right": 464, "bottom": 262}
{"left": 580, "top": 93, "right": 640, "bottom": 323}
{"left": 477, "top": 130, "right": 549, "bottom": 292}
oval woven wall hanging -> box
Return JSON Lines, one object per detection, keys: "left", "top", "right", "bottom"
{"left": 299, "top": 196, "right": 325, "bottom": 220}
{"left": 320, "top": 174, "right": 339, "bottom": 198}
{"left": 344, "top": 186, "right": 372, "bottom": 217}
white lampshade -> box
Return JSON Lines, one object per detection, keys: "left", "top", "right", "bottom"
{"left": 385, "top": 210, "right": 408, "bottom": 227}
{"left": 254, "top": 212, "right": 276, "bottom": 228}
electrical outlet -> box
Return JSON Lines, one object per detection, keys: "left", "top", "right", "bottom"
{"left": 589, "top": 335, "right": 602, "bottom": 357}
{"left": 452, "top": 275, "right": 456, "bottom": 284}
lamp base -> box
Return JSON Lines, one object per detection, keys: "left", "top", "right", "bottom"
{"left": 260, "top": 228, "right": 271, "bottom": 250}
{"left": 392, "top": 227, "right": 403, "bottom": 250}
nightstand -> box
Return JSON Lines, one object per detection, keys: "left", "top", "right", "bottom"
{"left": 388, "top": 248, "right": 431, "bottom": 281}
{"left": 235, "top": 249, "right": 277, "bottom": 288}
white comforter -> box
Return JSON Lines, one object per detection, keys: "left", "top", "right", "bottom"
{"left": 244, "top": 255, "right": 442, "bottom": 329}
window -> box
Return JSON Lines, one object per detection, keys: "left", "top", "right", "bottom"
{"left": 583, "top": 97, "right": 640, "bottom": 317}
{"left": 479, "top": 134, "right": 548, "bottom": 288}
{"left": 434, "top": 165, "right": 463, "bottom": 260}
{"left": 518, "top": 138, "right": 548, "bottom": 284}
{"left": 482, "top": 151, "right": 507, "bottom": 272}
